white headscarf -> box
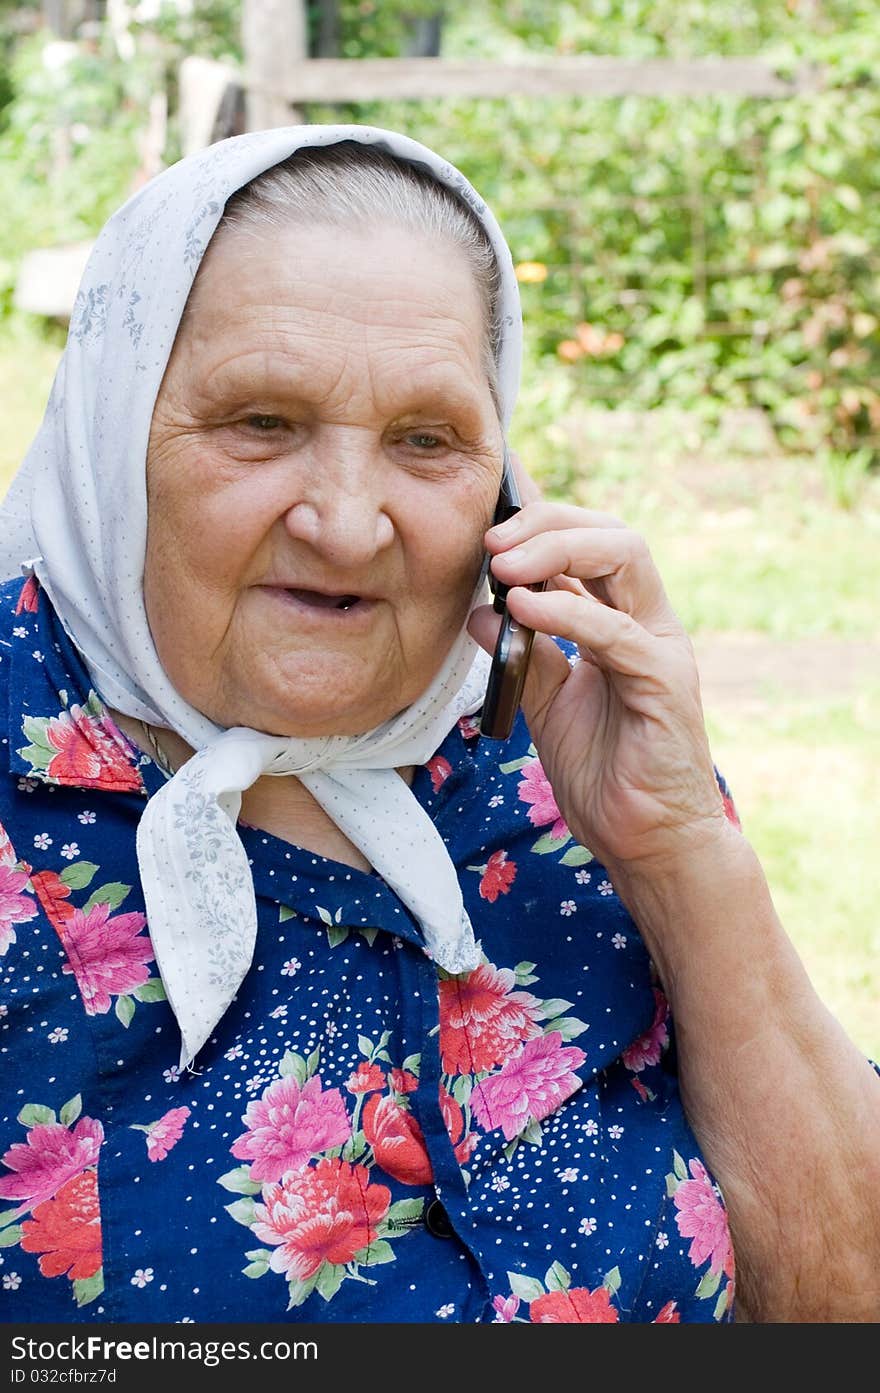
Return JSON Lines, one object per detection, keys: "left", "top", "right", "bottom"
{"left": 0, "top": 125, "right": 523, "bottom": 1069}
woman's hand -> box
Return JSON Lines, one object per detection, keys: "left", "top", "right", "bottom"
{"left": 468, "top": 499, "right": 733, "bottom": 875}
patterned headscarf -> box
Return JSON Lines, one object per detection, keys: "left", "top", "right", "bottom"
{"left": 0, "top": 125, "right": 523, "bottom": 1069}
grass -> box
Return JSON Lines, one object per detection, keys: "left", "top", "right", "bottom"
{"left": 2, "top": 317, "right": 878, "bottom": 1059}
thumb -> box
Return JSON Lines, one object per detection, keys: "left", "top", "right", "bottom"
{"left": 467, "top": 603, "right": 572, "bottom": 736}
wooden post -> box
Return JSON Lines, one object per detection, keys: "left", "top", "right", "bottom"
{"left": 241, "top": 0, "right": 308, "bottom": 131}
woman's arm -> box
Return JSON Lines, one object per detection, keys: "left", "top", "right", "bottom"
{"left": 469, "top": 499, "right": 880, "bottom": 1322}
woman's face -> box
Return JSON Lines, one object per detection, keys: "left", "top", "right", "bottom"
{"left": 144, "top": 220, "right": 503, "bottom": 737}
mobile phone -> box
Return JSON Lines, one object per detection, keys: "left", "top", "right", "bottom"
{"left": 480, "top": 453, "right": 546, "bottom": 741}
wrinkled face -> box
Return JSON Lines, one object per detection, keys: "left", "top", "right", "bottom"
{"left": 144, "top": 220, "right": 503, "bottom": 737}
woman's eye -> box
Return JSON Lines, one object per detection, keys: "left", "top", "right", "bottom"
{"left": 245, "top": 414, "right": 285, "bottom": 431}
{"left": 405, "top": 432, "right": 443, "bottom": 450}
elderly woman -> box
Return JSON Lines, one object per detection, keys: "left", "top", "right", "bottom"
{"left": 0, "top": 126, "right": 877, "bottom": 1326}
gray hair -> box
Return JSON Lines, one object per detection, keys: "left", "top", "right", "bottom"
{"left": 213, "top": 141, "right": 503, "bottom": 411}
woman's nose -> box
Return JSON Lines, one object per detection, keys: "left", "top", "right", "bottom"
{"left": 282, "top": 436, "right": 394, "bottom": 565}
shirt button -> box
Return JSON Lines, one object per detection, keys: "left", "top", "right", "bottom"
{"left": 425, "top": 1197, "right": 455, "bottom": 1239}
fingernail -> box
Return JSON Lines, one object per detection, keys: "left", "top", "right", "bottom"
{"left": 490, "top": 515, "right": 520, "bottom": 538}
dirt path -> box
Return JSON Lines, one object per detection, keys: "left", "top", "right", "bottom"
{"left": 691, "top": 635, "right": 880, "bottom": 709}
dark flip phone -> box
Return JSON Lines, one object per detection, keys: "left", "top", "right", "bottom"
{"left": 480, "top": 452, "right": 546, "bottom": 741}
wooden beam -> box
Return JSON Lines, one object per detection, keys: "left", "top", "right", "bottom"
{"left": 266, "top": 56, "right": 820, "bottom": 104}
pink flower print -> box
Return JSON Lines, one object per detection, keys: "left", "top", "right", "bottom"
{"left": 230, "top": 1075, "right": 351, "bottom": 1183}
{"left": 673, "top": 1157, "right": 735, "bottom": 1279}
{"left": 0, "top": 1117, "right": 104, "bottom": 1213}
{"left": 0, "top": 864, "right": 37, "bottom": 956}
{"left": 252, "top": 1158, "right": 390, "bottom": 1282}
{"left": 59, "top": 904, "right": 153, "bottom": 1014}
{"left": 492, "top": 1294, "right": 520, "bottom": 1323}
{"left": 622, "top": 989, "right": 670, "bottom": 1073}
{"left": 141, "top": 1107, "right": 191, "bottom": 1162}
{"left": 438, "top": 960, "right": 543, "bottom": 1075}
{"left": 426, "top": 755, "right": 453, "bottom": 792}
{"left": 470, "top": 1032, "right": 587, "bottom": 1141}
{"left": 517, "top": 759, "right": 568, "bottom": 839}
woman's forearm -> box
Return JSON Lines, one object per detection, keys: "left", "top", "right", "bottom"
{"left": 606, "top": 827, "right": 880, "bottom": 1322}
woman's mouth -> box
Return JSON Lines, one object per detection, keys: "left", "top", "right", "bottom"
{"left": 260, "top": 585, "right": 375, "bottom": 623}
{"left": 285, "top": 588, "right": 360, "bottom": 611}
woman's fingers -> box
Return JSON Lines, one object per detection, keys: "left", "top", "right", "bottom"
{"left": 505, "top": 584, "right": 664, "bottom": 679}
{"left": 489, "top": 523, "right": 674, "bottom": 631}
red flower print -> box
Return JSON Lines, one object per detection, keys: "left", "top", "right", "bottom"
{"left": 470, "top": 1032, "right": 587, "bottom": 1141}
{"left": 517, "top": 759, "right": 568, "bottom": 839}
{"left": 231, "top": 1076, "right": 351, "bottom": 1183}
{"left": 362, "top": 1094, "right": 432, "bottom": 1186}
{"left": 0, "top": 863, "right": 37, "bottom": 956}
{"left": 438, "top": 959, "right": 543, "bottom": 1075}
{"left": 253, "top": 1157, "right": 391, "bottom": 1282}
{"left": 144, "top": 1107, "right": 190, "bottom": 1162}
{"left": 30, "top": 869, "right": 75, "bottom": 932}
{"left": 530, "top": 1286, "right": 619, "bottom": 1323}
{"left": 653, "top": 1300, "right": 681, "bottom": 1323}
{"left": 673, "top": 1157, "right": 735, "bottom": 1279}
{"left": 457, "top": 715, "right": 481, "bottom": 741}
{"left": 0, "top": 1117, "right": 104, "bottom": 1211}
{"left": 44, "top": 706, "right": 142, "bottom": 792}
{"left": 622, "top": 988, "right": 669, "bottom": 1073}
{"left": 721, "top": 790, "right": 742, "bottom": 830}
{"left": 15, "top": 575, "right": 39, "bottom": 614}
{"left": 20, "top": 1171, "right": 101, "bottom": 1280}
{"left": 345, "top": 1061, "right": 385, "bottom": 1095}
{"left": 439, "top": 1088, "right": 477, "bottom": 1166}
{"left": 478, "top": 850, "right": 517, "bottom": 903}
{"left": 59, "top": 904, "right": 153, "bottom": 1014}
{"left": 389, "top": 1068, "right": 418, "bottom": 1095}
{"left": 426, "top": 756, "right": 453, "bottom": 792}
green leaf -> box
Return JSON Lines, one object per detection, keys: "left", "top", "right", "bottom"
{"left": 17, "top": 743, "right": 53, "bottom": 771}
{"left": 242, "top": 1260, "right": 269, "bottom": 1279}
{"left": 714, "top": 1286, "right": 731, "bottom": 1321}
{"left": 17, "top": 1103, "right": 56, "bottom": 1128}
{"left": 245, "top": 1248, "right": 273, "bottom": 1263}
{"left": 0, "top": 1208, "right": 21, "bottom": 1229}
{"left": 306, "top": 1045, "right": 321, "bottom": 1077}
{"left": 543, "top": 1015, "right": 589, "bottom": 1041}
{"left": 508, "top": 1272, "right": 546, "bottom": 1303}
{"left": 115, "top": 994, "right": 135, "bottom": 1027}
{"left": 498, "top": 755, "right": 533, "bottom": 774}
{"left": 20, "top": 716, "right": 55, "bottom": 753}
{"left": 401, "top": 1053, "right": 420, "bottom": 1074}
{"left": 59, "top": 861, "right": 99, "bottom": 890}
{"left": 604, "top": 1266, "right": 622, "bottom": 1296}
{"left": 316, "top": 905, "right": 334, "bottom": 926}
{"left": 326, "top": 925, "right": 349, "bottom": 948}
{"left": 357, "top": 1034, "right": 374, "bottom": 1059}
{"left": 380, "top": 1198, "right": 425, "bottom": 1234}
{"left": 665, "top": 1172, "right": 678, "bottom": 1198}
{"left": 73, "top": 1270, "right": 104, "bottom": 1308}
{"left": 530, "top": 830, "right": 572, "bottom": 855}
{"left": 538, "top": 998, "right": 574, "bottom": 1019}
{"left": 695, "top": 1268, "right": 722, "bottom": 1300}
{"left": 216, "top": 1166, "right": 261, "bottom": 1196}
{"left": 519, "top": 1118, "right": 543, "bottom": 1146}
{"left": 451, "top": 1074, "right": 472, "bottom": 1107}
{"left": 131, "top": 978, "right": 166, "bottom": 1003}
{"left": 358, "top": 926, "right": 379, "bottom": 946}
{"left": 286, "top": 1273, "right": 319, "bottom": 1310}
{"left": 360, "top": 1239, "right": 396, "bottom": 1267}
{"left": 313, "top": 1262, "right": 345, "bottom": 1300}
{"left": 0, "top": 1224, "right": 22, "bottom": 1247}
{"left": 59, "top": 1094, "right": 82, "bottom": 1127}
{"left": 278, "top": 904, "right": 297, "bottom": 922}
{"left": 83, "top": 881, "right": 130, "bottom": 912}
{"left": 279, "top": 1050, "right": 307, "bottom": 1085}
{"left": 544, "top": 1260, "right": 571, "bottom": 1292}
{"left": 559, "top": 844, "right": 593, "bottom": 866}
{"left": 672, "top": 1149, "right": 689, "bottom": 1182}
{"left": 224, "top": 1196, "right": 257, "bottom": 1227}
{"left": 514, "top": 961, "right": 537, "bottom": 979}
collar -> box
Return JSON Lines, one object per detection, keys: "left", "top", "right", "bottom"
{"left": 5, "top": 576, "right": 145, "bottom": 794}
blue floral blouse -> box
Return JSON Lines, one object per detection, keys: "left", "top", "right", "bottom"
{"left": 0, "top": 574, "right": 738, "bottom": 1324}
